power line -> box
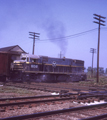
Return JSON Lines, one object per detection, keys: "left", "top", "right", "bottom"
{"left": 39, "top": 28, "right": 98, "bottom": 41}
{"left": 2, "top": 28, "right": 107, "bottom": 46}
{"left": 3, "top": 27, "right": 105, "bottom": 46}
{"left": 1, "top": 27, "right": 107, "bottom": 47}
{"left": 35, "top": 27, "right": 107, "bottom": 43}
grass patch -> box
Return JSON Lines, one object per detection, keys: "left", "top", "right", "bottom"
{"left": 0, "top": 86, "right": 35, "bottom": 96}
{"left": 79, "top": 76, "right": 107, "bottom": 87}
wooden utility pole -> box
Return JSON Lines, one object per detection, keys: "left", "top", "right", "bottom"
{"left": 29, "top": 32, "right": 40, "bottom": 54}
{"left": 93, "top": 14, "right": 106, "bottom": 83}
{"left": 90, "top": 48, "right": 96, "bottom": 77}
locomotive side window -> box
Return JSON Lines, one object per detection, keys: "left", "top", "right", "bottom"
{"left": 30, "top": 58, "right": 38, "bottom": 63}
{"left": 21, "top": 57, "right": 26, "bottom": 60}
{"left": 21, "top": 57, "right": 29, "bottom": 62}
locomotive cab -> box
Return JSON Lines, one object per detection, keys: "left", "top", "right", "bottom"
{"left": 10, "top": 54, "right": 40, "bottom": 81}
{"left": 21, "top": 53, "right": 39, "bottom": 63}
{"left": 11, "top": 53, "right": 40, "bottom": 71}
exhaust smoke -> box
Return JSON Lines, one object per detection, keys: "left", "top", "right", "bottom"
{"left": 43, "top": 20, "right": 67, "bottom": 56}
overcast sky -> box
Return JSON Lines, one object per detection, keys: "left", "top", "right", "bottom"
{"left": 0, "top": 0, "right": 107, "bottom": 69}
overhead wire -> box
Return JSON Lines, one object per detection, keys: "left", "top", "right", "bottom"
{"left": 35, "top": 27, "right": 107, "bottom": 43}
{"left": 1, "top": 27, "right": 107, "bottom": 46}
{"left": 38, "top": 28, "right": 98, "bottom": 42}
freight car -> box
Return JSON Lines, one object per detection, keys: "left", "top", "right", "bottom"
{"left": 10, "top": 53, "right": 87, "bottom": 82}
{"left": 0, "top": 51, "right": 20, "bottom": 82}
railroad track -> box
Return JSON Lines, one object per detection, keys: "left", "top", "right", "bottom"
{"left": 5, "top": 82, "right": 107, "bottom": 94}
{"left": 0, "top": 83, "right": 107, "bottom": 120}
{"left": 1, "top": 102, "right": 107, "bottom": 120}
{"left": 1, "top": 82, "right": 107, "bottom": 119}
{"left": 0, "top": 94, "right": 59, "bottom": 103}
{"left": 0, "top": 91, "right": 107, "bottom": 111}
{"left": 0, "top": 93, "right": 80, "bottom": 112}
{"left": 1, "top": 89, "right": 107, "bottom": 104}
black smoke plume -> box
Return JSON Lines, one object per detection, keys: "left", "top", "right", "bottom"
{"left": 43, "top": 20, "right": 67, "bottom": 56}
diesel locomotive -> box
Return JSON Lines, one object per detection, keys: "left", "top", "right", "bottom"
{"left": 10, "top": 53, "right": 86, "bottom": 82}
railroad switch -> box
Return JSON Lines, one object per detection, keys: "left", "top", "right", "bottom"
{"left": 59, "top": 90, "right": 69, "bottom": 97}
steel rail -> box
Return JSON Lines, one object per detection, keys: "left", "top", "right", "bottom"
{"left": 0, "top": 92, "right": 79, "bottom": 101}
{"left": 77, "top": 93, "right": 107, "bottom": 99}
{"left": 0, "top": 97, "right": 75, "bottom": 107}
{"left": 79, "top": 113, "right": 107, "bottom": 120}
{"left": 0, "top": 95, "right": 59, "bottom": 101}
{"left": 6, "top": 83, "right": 79, "bottom": 92}
{"left": 5, "top": 83, "right": 92, "bottom": 91}
{"left": 1, "top": 90, "right": 107, "bottom": 102}
{"left": 6, "top": 83, "right": 107, "bottom": 94}
{"left": 1, "top": 103, "right": 107, "bottom": 120}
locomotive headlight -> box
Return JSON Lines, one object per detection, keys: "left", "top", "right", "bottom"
{"left": 13, "top": 61, "right": 20, "bottom": 63}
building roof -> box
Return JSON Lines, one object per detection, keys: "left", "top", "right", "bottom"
{"left": 0, "top": 45, "right": 26, "bottom": 54}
